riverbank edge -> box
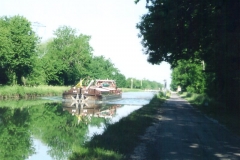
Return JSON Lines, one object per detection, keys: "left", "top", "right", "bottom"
{"left": 0, "top": 85, "right": 70, "bottom": 100}
{"left": 0, "top": 86, "right": 144, "bottom": 100}
{"left": 69, "top": 93, "right": 167, "bottom": 160}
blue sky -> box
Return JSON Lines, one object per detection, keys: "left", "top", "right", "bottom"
{"left": 1, "top": 0, "right": 172, "bottom": 86}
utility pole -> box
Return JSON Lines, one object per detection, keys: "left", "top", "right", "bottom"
{"left": 131, "top": 78, "right": 133, "bottom": 89}
{"left": 31, "top": 21, "right": 46, "bottom": 39}
{"left": 201, "top": 60, "right": 205, "bottom": 70}
{"left": 164, "top": 79, "right": 167, "bottom": 95}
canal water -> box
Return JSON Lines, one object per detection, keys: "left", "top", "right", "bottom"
{"left": 0, "top": 92, "right": 156, "bottom": 160}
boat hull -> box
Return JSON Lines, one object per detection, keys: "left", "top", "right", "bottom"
{"left": 62, "top": 79, "right": 122, "bottom": 102}
{"left": 62, "top": 88, "right": 122, "bottom": 102}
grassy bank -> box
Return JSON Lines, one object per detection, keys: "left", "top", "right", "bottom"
{"left": 0, "top": 86, "right": 148, "bottom": 99}
{"left": 180, "top": 92, "right": 240, "bottom": 136}
{"left": 121, "top": 88, "right": 144, "bottom": 92}
{"left": 0, "top": 99, "right": 54, "bottom": 108}
{"left": 69, "top": 93, "right": 167, "bottom": 160}
{"left": 0, "top": 85, "right": 69, "bottom": 99}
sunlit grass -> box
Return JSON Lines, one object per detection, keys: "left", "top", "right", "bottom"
{"left": 121, "top": 88, "right": 143, "bottom": 92}
{"left": 70, "top": 147, "right": 123, "bottom": 160}
{"left": 0, "top": 85, "right": 69, "bottom": 99}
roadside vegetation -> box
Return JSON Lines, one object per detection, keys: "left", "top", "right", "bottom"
{"left": 69, "top": 92, "right": 168, "bottom": 160}
{"left": 180, "top": 92, "right": 240, "bottom": 136}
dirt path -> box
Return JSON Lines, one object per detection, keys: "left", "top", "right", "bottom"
{"left": 130, "top": 93, "right": 240, "bottom": 160}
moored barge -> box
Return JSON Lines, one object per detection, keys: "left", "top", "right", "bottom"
{"left": 62, "top": 79, "right": 122, "bottom": 102}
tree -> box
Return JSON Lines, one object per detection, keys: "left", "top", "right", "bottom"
{"left": 0, "top": 15, "right": 39, "bottom": 85}
{"left": 113, "top": 72, "right": 126, "bottom": 88}
{"left": 137, "top": 0, "right": 240, "bottom": 109}
{"left": 89, "top": 55, "right": 127, "bottom": 87}
{"left": 42, "top": 26, "right": 93, "bottom": 85}
{"left": 0, "top": 108, "right": 34, "bottom": 159}
{"left": 90, "top": 56, "right": 114, "bottom": 79}
{"left": 170, "top": 60, "right": 206, "bottom": 94}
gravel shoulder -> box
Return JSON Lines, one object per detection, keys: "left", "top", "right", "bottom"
{"left": 130, "top": 93, "right": 240, "bottom": 160}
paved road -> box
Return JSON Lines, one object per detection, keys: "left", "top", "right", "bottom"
{"left": 132, "top": 93, "right": 240, "bottom": 160}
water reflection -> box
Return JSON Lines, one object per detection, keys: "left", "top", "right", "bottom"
{"left": 0, "top": 92, "right": 156, "bottom": 160}
{"left": 62, "top": 101, "right": 121, "bottom": 123}
{"left": 62, "top": 101, "right": 144, "bottom": 141}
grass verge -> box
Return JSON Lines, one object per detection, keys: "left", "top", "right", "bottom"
{"left": 0, "top": 85, "right": 69, "bottom": 99}
{"left": 69, "top": 93, "right": 167, "bottom": 160}
{"left": 121, "top": 88, "right": 144, "bottom": 92}
{"left": 180, "top": 92, "right": 240, "bottom": 136}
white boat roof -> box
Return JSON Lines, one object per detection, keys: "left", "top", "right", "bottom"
{"left": 96, "top": 80, "right": 115, "bottom": 83}
{"left": 95, "top": 88, "right": 110, "bottom": 91}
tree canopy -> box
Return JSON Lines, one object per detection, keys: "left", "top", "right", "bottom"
{"left": 41, "top": 26, "right": 93, "bottom": 85}
{"left": 137, "top": 0, "right": 240, "bottom": 109}
{"left": 0, "top": 15, "right": 163, "bottom": 89}
{"left": 0, "top": 15, "right": 39, "bottom": 85}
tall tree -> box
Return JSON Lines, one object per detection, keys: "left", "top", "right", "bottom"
{"left": 42, "top": 26, "right": 93, "bottom": 85}
{"left": 89, "top": 55, "right": 126, "bottom": 87}
{"left": 137, "top": 0, "right": 240, "bottom": 109}
{"left": 0, "top": 15, "right": 39, "bottom": 85}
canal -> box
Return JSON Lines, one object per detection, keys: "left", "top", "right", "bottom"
{"left": 0, "top": 92, "right": 156, "bottom": 160}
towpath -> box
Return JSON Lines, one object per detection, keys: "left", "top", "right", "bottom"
{"left": 131, "top": 93, "right": 240, "bottom": 160}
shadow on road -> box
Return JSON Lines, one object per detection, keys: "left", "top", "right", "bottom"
{"left": 145, "top": 93, "right": 240, "bottom": 160}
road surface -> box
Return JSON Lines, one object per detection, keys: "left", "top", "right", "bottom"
{"left": 131, "top": 93, "right": 240, "bottom": 160}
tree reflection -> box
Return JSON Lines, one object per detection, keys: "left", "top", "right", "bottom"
{"left": 29, "top": 102, "right": 113, "bottom": 159}
{"left": 0, "top": 100, "right": 120, "bottom": 160}
{"left": 0, "top": 107, "right": 34, "bottom": 160}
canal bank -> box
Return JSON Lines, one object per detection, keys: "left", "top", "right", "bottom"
{"left": 68, "top": 92, "right": 167, "bottom": 160}
{"left": 0, "top": 91, "right": 163, "bottom": 160}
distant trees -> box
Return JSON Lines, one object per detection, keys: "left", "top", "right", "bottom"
{"left": 89, "top": 56, "right": 127, "bottom": 88}
{"left": 126, "top": 78, "right": 163, "bottom": 90}
{"left": 0, "top": 15, "right": 39, "bottom": 85}
{"left": 170, "top": 60, "right": 206, "bottom": 94}
{"left": 0, "top": 15, "right": 163, "bottom": 89}
{"left": 137, "top": 0, "right": 240, "bottom": 109}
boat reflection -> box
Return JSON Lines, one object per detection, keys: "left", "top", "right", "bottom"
{"left": 62, "top": 101, "right": 121, "bottom": 124}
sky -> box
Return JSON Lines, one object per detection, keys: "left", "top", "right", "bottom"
{"left": 1, "top": 0, "right": 172, "bottom": 87}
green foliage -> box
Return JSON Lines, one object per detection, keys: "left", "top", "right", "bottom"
{"left": 0, "top": 85, "right": 69, "bottom": 98}
{"left": 137, "top": 0, "right": 240, "bottom": 109}
{"left": 0, "top": 108, "right": 35, "bottom": 160}
{"left": 0, "top": 15, "right": 39, "bottom": 85}
{"left": 125, "top": 78, "right": 163, "bottom": 90}
{"left": 0, "top": 102, "right": 94, "bottom": 160}
{"left": 170, "top": 59, "right": 206, "bottom": 94}
{"left": 90, "top": 56, "right": 114, "bottom": 79}
{"left": 0, "top": 15, "right": 164, "bottom": 90}
{"left": 157, "top": 90, "right": 171, "bottom": 99}
{"left": 41, "top": 26, "right": 93, "bottom": 85}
